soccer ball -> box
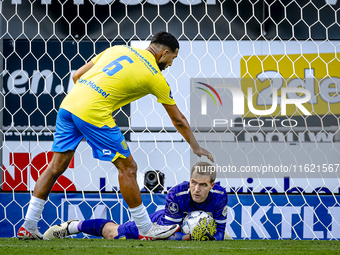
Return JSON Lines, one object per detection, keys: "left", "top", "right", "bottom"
{"left": 181, "top": 210, "right": 213, "bottom": 234}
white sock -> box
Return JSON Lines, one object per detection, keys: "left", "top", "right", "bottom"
{"left": 68, "top": 221, "right": 81, "bottom": 235}
{"left": 129, "top": 204, "right": 152, "bottom": 234}
{"left": 23, "top": 196, "right": 45, "bottom": 231}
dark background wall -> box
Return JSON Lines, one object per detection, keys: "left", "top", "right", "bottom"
{"left": 2, "top": 0, "right": 340, "bottom": 41}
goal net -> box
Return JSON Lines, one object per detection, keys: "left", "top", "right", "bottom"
{"left": 1, "top": 0, "right": 340, "bottom": 240}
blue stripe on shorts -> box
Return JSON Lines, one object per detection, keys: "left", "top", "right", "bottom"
{"left": 52, "top": 108, "right": 130, "bottom": 162}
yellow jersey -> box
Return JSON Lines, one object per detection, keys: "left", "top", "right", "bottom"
{"left": 60, "top": 45, "right": 175, "bottom": 128}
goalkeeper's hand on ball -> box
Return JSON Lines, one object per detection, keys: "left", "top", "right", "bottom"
{"left": 207, "top": 217, "right": 217, "bottom": 236}
{"left": 190, "top": 217, "right": 216, "bottom": 241}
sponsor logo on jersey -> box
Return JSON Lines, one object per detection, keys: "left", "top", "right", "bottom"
{"left": 78, "top": 78, "right": 110, "bottom": 98}
{"left": 168, "top": 202, "right": 179, "bottom": 214}
{"left": 124, "top": 46, "right": 158, "bottom": 75}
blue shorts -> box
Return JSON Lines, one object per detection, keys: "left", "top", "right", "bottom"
{"left": 116, "top": 210, "right": 165, "bottom": 239}
{"left": 52, "top": 108, "right": 130, "bottom": 162}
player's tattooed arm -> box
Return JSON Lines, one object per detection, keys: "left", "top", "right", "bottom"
{"left": 162, "top": 103, "right": 214, "bottom": 162}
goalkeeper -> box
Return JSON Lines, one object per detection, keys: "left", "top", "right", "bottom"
{"left": 17, "top": 31, "right": 213, "bottom": 241}
{"left": 44, "top": 162, "right": 228, "bottom": 241}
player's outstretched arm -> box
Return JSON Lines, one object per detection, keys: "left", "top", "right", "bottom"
{"left": 163, "top": 104, "right": 213, "bottom": 162}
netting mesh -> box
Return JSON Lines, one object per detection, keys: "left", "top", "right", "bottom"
{"left": 1, "top": 0, "right": 340, "bottom": 240}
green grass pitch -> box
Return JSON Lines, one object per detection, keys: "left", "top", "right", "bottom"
{"left": 1, "top": 239, "right": 340, "bottom": 255}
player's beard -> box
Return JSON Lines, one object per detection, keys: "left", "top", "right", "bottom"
{"left": 157, "top": 62, "right": 166, "bottom": 71}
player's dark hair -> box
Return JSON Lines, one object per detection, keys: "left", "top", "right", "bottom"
{"left": 151, "top": 31, "right": 179, "bottom": 52}
{"left": 190, "top": 162, "right": 216, "bottom": 184}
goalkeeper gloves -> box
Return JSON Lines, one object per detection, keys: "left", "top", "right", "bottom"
{"left": 190, "top": 217, "right": 216, "bottom": 241}
{"left": 207, "top": 217, "right": 217, "bottom": 236}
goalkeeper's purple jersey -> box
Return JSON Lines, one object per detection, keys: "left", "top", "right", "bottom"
{"left": 151, "top": 181, "right": 228, "bottom": 241}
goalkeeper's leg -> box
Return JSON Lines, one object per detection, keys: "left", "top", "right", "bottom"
{"left": 113, "top": 155, "right": 180, "bottom": 240}
{"left": 44, "top": 218, "right": 164, "bottom": 240}
{"left": 44, "top": 219, "right": 121, "bottom": 239}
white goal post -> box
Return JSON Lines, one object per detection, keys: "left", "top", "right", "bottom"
{"left": 1, "top": 0, "right": 340, "bottom": 240}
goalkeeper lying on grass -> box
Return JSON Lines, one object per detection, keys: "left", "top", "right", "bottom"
{"left": 44, "top": 162, "right": 228, "bottom": 241}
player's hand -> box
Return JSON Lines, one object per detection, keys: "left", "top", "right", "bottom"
{"left": 193, "top": 147, "right": 214, "bottom": 162}
{"left": 191, "top": 217, "right": 216, "bottom": 241}
{"left": 207, "top": 218, "right": 217, "bottom": 236}
{"left": 191, "top": 217, "right": 206, "bottom": 241}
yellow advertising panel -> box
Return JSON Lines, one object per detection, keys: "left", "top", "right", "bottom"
{"left": 240, "top": 53, "right": 340, "bottom": 117}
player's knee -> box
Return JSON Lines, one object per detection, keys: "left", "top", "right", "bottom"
{"left": 116, "top": 157, "right": 138, "bottom": 178}
{"left": 46, "top": 162, "right": 68, "bottom": 178}
{"left": 130, "top": 160, "right": 137, "bottom": 172}
{"left": 119, "top": 161, "right": 137, "bottom": 178}
{"left": 124, "top": 160, "right": 137, "bottom": 176}
{"left": 42, "top": 165, "right": 64, "bottom": 180}
{"left": 126, "top": 160, "right": 137, "bottom": 174}
{"left": 47, "top": 153, "right": 73, "bottom": 177}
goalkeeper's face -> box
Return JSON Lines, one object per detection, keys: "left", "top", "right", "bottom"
{"left": 189, "top": 174, "right": 214, "bottom": 203}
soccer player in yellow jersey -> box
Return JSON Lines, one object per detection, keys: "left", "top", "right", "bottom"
{"left": 17, "top": 32, "right": 213, "bottom": 241}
